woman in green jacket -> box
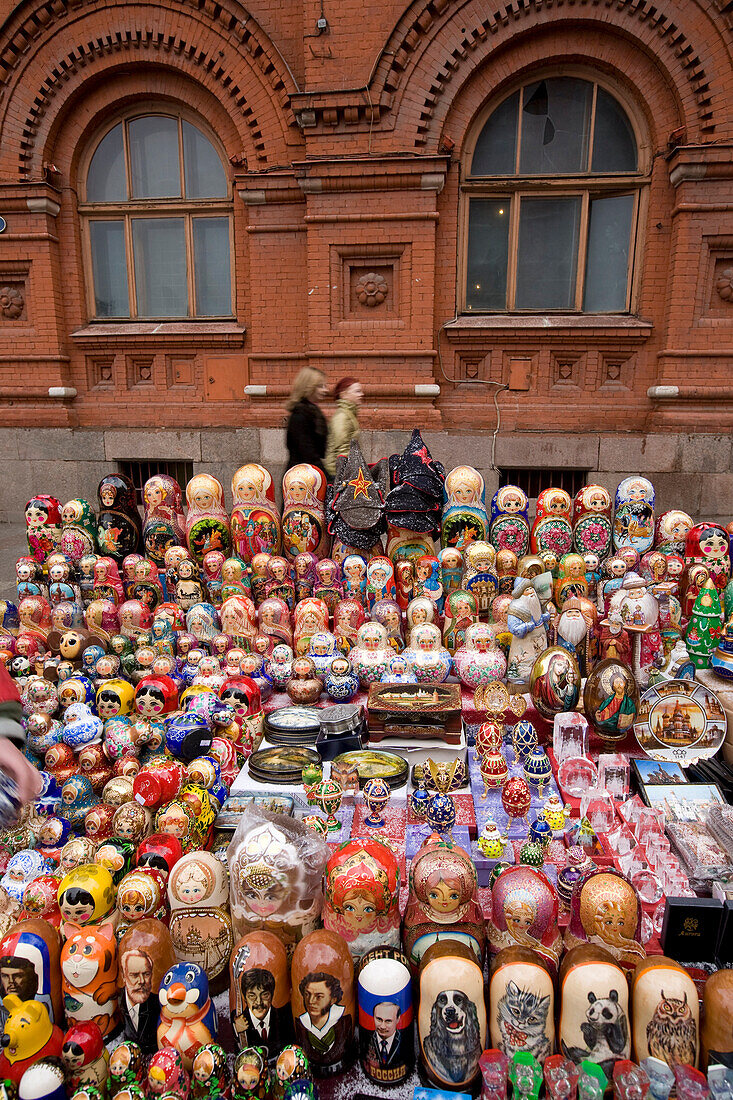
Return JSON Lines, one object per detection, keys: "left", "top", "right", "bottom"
{"left": 324, "top": 377, "right": 363, "bottom": 477}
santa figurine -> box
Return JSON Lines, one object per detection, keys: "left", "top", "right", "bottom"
{"left": 610, "top": 571, "right": 664, "bottom": 687}
{"left": 506, "top": 577, "right": 551, "bottom": 687}
{"left": 599, "top": 609, "right": 633, "bottom": 666}
{"left": 553, "top": 597, "right": 591, "bottom": 677}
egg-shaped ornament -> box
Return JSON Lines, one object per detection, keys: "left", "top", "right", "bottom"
{"left": 583, "top": 659, "right": 639, "bottom": 742}
{"left": 530, "top": 646, "right": 581, "bottom": 720}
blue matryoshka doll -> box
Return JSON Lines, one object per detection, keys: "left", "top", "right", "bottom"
{"left": 442, "top": 466, "right": 488, "bottom": 551}
{"left": 613, "top": 476, "right": 655, "bottom": 554}
{"left": 489, "top": 485, "right": 530, "bottom": 558}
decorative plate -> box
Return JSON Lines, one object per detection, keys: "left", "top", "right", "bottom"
{"left": 248, "top": 745, "right": 322, "bottom": 784}
{"left": 331, "top": 749, "right": 408, "bottom": 789}
{"left": 634, "top": 678, "right": 727, "bottom": 765}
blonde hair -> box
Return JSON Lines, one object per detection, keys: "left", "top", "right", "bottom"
{"left": 286, "top": 368, "right": 326, "bottom": 411}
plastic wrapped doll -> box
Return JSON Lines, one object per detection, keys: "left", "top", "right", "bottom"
{"left": 323, "top": 837, "right": 400, "bottom": 961}
{"left": 231, "top": 464, "right": 282, "bottom": 562}
{"left": 487, "top": 864, "right": 562, "bottom": 978}
{"left": 282, "top": 464, "right": 329, "bottom": 562}
{"left": 185, "top": 476, "right": 231, "bottom": 565}
{"left": 25, "top": 496, "right": 62, "bottom": 564}
{"left": 97, "top": 475, "right": 142, "bottom": 563}
{"left": 442, "top": 466, "right": 489, "bottom": 550}
{"left": 532, "top": 489, "right": 573, "bottom": 558}
{"left": 332, "top": 599, "right": 365, "bottom": 654}
{"left": 573, "top": 485, "right": 613, "bottom": 558}
{"left": 490, "top": 485, "right": 530, "bottom": 558}
{"left": 564, "top": 869, "right": 645, "bottom": 971}
{"left": 613, "top": 477, "right": 655, "bottom": 555}
{"left": 403, "top": 833, "right": 485, "bottom": 970}
{"left": 60, "top": 501, "right": 98, "bottom": 564}
{"left": 142, "top": 475, "right": 186, "bottom": 566}
{"left": 402, "top": 623, "right": 452, "bottom": 683}
{"left": 349, "top": 621, "right": 392, "bottom": 686}
{"left": 370, "top": 599, "right": 404, "bottom": 652}
{"left": 257, "top": 598, "right": 292, "bottom": 655}
{"left": 220, "top": 595, "right": 258, "bottom": 651}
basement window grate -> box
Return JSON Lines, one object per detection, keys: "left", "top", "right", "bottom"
{"left": 498, "top": 467, "right": 590, "bottom": 502}
{"left": 118, "top": 460, "right": 194, "bottom": 509}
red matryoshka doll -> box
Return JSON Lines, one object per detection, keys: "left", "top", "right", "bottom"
{"left": 531, "top": 489, "right": 573, "bottom": 558}
{"left": 119, "top": 599, "right": 152, "bottom": 641}
{"left": 137, "top": 833, "right": 183, "bottom": 882}
{"left": 685, "top": 522, "right": 731, "bottom": 595}
{"left": 323, "top": 837, "right": 400, "bottom": 962}
{"left": 418, "top": 939, "right": 486, "bottom": 1093}
{"left": 135, "top": 674, "right": 178, "bottom": 719}
{"left": 60, "top": 501, "right": 98, "bottom": 564}
{"left": 231, "top": 464, "right": 282, "bottom": 563}
{"left": 201, "top": 551, "right": 226, "bottom": 606}
{"left": 229, "top": 930, "right": 293, "bottom": 1056}
{"left": 18, "top": 595, "right": 52, "bottom": 644}
{"left": 62, "top": 1019, "right": 109, "bottom": 1092}
{"left": 403, "top": 833, "right": 484, "bottom": 971}
{"left": 168, "top": 852, "right": 233, "bottom": 986}
{"left": 282, "top": 464, "right": 330, "bottom": 563}
{"left": 25, "top": 496, "right": 62, "bottom": 563}
{"left": 442, "top": 589, "right": 478, "bottom": 654}
{"left": 314, "top": 559, "right": 343, "bottom": 614}
{"left": 613, "top": 477, "right": 655, "bottom": 555}
{"left": 573, "top": 485, "right": 613, "bottom": 558}
{"left": 559, "top": 945, "right": 631, "bottom": 1077}
{"left": 147, "top": 1048, "right": 190, "bottom": 1098}
{"left": 392, "top": 559, "right": 414, "bottom": 611}
{"left": 291, "top": 929, "right": 356, "bottom": 1076}
{"left": 0, "top": 917, "right": 64, "bottom": 1026}
{"left": 442, "top": 466, "right": 488, "bottom": 550}
{"left": 143, "top": 475, "right": 186, "bottom": 567}
{"left": 332, "top": 599, "right": 365, "bottom": 653}
{"left": 341, "top": 554, "right": 367, "bottom": 605}
{"left": 220, "top": 595, "right": 257, "bottom": 651}
{"left": 487, "top": 864, "right": 562, "bottom": 979}
{"left": 154, "top": 799, "right": 199, "bottom": 854}
{"left": 631, "top": 956, "right": 699, "bottom": 1069}
{"left": 640, "top": 550, "right": 668, "bottom": 587}
{"left": 116, "top": 868, "right": 167, "bottom": 935}
{"left": 185, "top": 475, "right": 231, "bottom": 565}
{"left": 60, "top": 921, "right": 119, "bottom": 1037}
{"left": 489, "top": 946, "right": 555, "bottom": 1063}
{"left": 118, "top": 918, "right": 177, "bottom": 1053}
{"left": 366, "top": 557, "right": 396, "bottom": 610}
{"left": 655, "top": 509, "right": 694, "bottom": 557}
{"left": 490, "top": 485, "right": 530, "bottom": 558}
{"left": 97, "top": 475, "right": 143, "bottom": 563}
{"left": 219, "top": 675, "right": 263, "bottom": 751}
{"left": 265, "top": 557, "right": 296, "bottom": 609}
{"left": 257, "top": 597, "right": 292, "bottom": 655}
{"left": 564, "top": 868, "right": 645, "bottom": 972}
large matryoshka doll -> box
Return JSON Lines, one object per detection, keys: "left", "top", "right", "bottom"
{"left": 559, "top": 945, "right": 631, "bottom": 1078}
{"left": 531, "top": 489, "right": 573, "bottom": 558}
{"left": 231, "top": 464, "right": 282, "bottom": 563}
{"left": 631, "top": 956, "right": 699, "bottom": 1069}
{"left": 489, "top": 946, "right": 555, "bottom": 1064}
{"left": 220, "top": 595, "right": 258, "bottom": 651}
{"left": 60, "top": 501, "right": 98, "bottom": 563}
{"left": 418, "top": 940, "right": 486, "bottom": 1093}
{"left": 487, "top": 865, "right": 562, "bottom": 979}
{"left": 291, "top": 929, "right": 356, "bottom": 1077}
{"left": 613, "top": 477, "right": 655, "bottom": 555}
{"left": 60, "top": 922, "right": 119, "bottom": 1037}
{"left": 25, "top": 496, "right": 62, "bottom": 564}
{"left": 18, "top": 594, "right": 52, "bottom": 644}
{"left": 564, "top": 869, "right": 645, "bottom": 972}
{"left": 229, "top": 930, "right": 293, "bottom": 1057}
{"left": 442, "top": 466, "right": 488, "bottom": 550}
{"left": 685, "top": 522, "right": 731, "bottom": 595}
{"left": 570, "top": 486, "right": 610, "bottom": 561}
{"left": 282, "top": 464, "right": 329, "bottom": 562}
{"left": 0, "top": 917, "right": 64, "bottom": 1027}
{"left": 349, "top": 621, "right": 392, "bottom": 686}
{"left": 701, "top": 969, "right": 733, "bottom": 1071}
{"left": 97, "top": 476, "right": 142, "bottom": 563}
{"left": 358, "top": 946, "right": 414, "bottom": 1086}
{"left": 143, "top": 475, "right": 186, "bottom": 566}
{"left": 655, "top": 509, "right": 693, "bottom": 557}
{"left": 402, "top": 833, "right": 484, "bottom": 972}
{"left": 332, "top": 599, "right": 365, "bottom": 653}
{"left": 185, "top": 476, "right": 231, "bottom": 565}
{"left": 490, "top": 485, "right": 530, "bottom": 558}
{"left": 323, "top": 837, "right": 400, "bottom": 962}
{"left": 167, "top": 851, "right": 234, "bottom": 988}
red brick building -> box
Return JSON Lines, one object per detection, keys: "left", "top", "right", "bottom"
{"left": 0, "top": 0, "right": 732, "bottom": 519}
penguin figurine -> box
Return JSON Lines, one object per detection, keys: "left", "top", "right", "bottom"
{"left": 157, "top": 962, "right": 218, "bottom": 1071}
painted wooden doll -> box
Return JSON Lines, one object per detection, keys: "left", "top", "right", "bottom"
{"left": 358, "top": 946, "right": 413, "bottom": 1086}
{"left": 462, "top": 540, "right": 498, "bottom": 616}
{"left": 487, "top": 864, "right": 562, "bottom": 978}
{"left": 613, "top": 477, "right": 655, "bottom": 555}
{"left": 142, "top": 475, "right": 186, "bottom": 566}
{"left": 442, "top": 589, "right": 478, "bottom": 655}
{"left": 97, "top": 475, "right": 142, "bottom": 563}
{"left": 291, "top": 929, "right": 356, "bottom": 1076}
{"left": 294, "top": 552, "right": 319, "bottom": 602}
{"left": 257, "top": 597, "right": 292, "bottom": 655}
{"left": 265, "top": 557, "right": 296, "bottom": 609}
{"left": 60, "top": 501, "right": 98, "bottom": 564}
{"left": 229, "top": 930, "right": 293, "bottom": 1056}
{"left": 559, "top": 945, "right": 631, "bottom": 1078}
{"left": 438, "top": 547, "right": 463, "bottom": 600}
{"left": 349, "top": 621, "right": 394, "bottom": 686}
{"left": 0, "top": 917, "right": 64, "bottom": 1026}
{"left": 221, "top": 556, "right": 251, "bottom": 602}
{"left": 443, "top": 466, "right": 489, "bottom": 550}
{"left": 489, "top": 946, "right": 555, "bottom": 1064}
{"left": 333, "top": 599, "right": 365, "bottom": 653}
{"left": 685, "top": 522, "right": 731, "bottom": 596}
{"left": 403, "top": 833, "right": 484, "bottom": 970}
{"left": 366, "top": 556, "right": 396, "bottom": 610}
{"left": 418, "top": 939, "right": 486, "bottom": 1092}
{"left": 185, "top": 475, "right": 231, "bottom": 565}
{"left": 631, "top": 956, "right": 699, "bottom": 1069}
{"left": 573, "top": 485, "right": 613, "bottom": 559}
{"left": 233, "top": 1047, "right": 270, "bottom": 1100}
{"left": 564, "top": 869, "right": 645, "bottom": 971}
{"left": 158, "top": 960, "right": 217, "bottom": 1070}
{"left": 314, "top": 558, "right": 343, "bottom": 614}
{"left": 191, "top": 1043, "right": 228, "bottom": 1100}
{"left": 293, "top": 597, "right": 329, "bottom": 656}
{"left": 118, "top": 918, "right": 177, "bottom": 1053}
{"left": 531, "top": 489, "right": 573, "bottom": 558}
{"left": 282, "top": 464, "right": 329, "bottom": 562}
{"left": 701, "top": 968, "right": 733, "bottom": 1070}
{"left": 231, "top": 463, "right": 282, "bottom": 562}
{"left": 323, "top": 837, "right": 400, "bottom": 962}
{"left": 554, "top": 553, "right": 589, "bottom": 608}
{"left": 25, "top": 496, "right": 62, "bottom": 564}
{"left": 490, "top": 485, "right": 530, "bottom": 558}
{"left": 655, "top": 509, "right": 694, "bottom": 557}
{"left": 167, "top": 851, "right": 233, "bottom": 984}
{"left": 220, "top": 594, "right": 258, "bottom": 651}
{"left": 496, "top": 548, "right": 519, "bottom": 596}
{"left": 60, "top": 922, "right": 119, "bottom": 1037}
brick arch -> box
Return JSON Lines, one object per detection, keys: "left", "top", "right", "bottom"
{"left": 0, "top": 0, "right": 300, "bottom": 177}
{"left": 371, "top": 0, "right": 725, "bottom": 147}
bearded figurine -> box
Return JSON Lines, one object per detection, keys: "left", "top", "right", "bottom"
{"left": 553, "top": 597, "right": 591, "bottom": 676}
{"left": 506, "top": 577, "right": 551, "bottom": 688}
{"left": 611, "top": 571, "right": 664, "bottom": 687}
{"left": 599, "top": 609, "right": 633, "bottom": 666}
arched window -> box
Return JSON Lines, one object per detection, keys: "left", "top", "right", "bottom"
{"left": 82, "top": 111, "right": 233, "bottom": 319}
{"left": 462, "top": 76, "right": 646, "bottom": 313}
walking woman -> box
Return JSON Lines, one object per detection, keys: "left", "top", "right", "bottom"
{"left": 285, "top": 368, "right": 329, "bottom": 474}
{"left": 324, "top": 377, "right": 363, "bottom": 477}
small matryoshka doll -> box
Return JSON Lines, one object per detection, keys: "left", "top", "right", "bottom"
{"left": 486, "top": 864, "right": 562, "bottom": 979}
{"left": 97, "top": 475, "right": 143, "bottom": 563}
{"left": 130, "top": 560, "right": 164, "bottom": 612}
{"left": 143, "top": 475, "right": 186, "bottom": 567}
{"left": 490, "top": 485, "right": 530, "bottom": 558}
{"left": 358, "top": 945, "right": 414, "bottom": 1086}
{"left": 403, "top": 833, "right": 485, "bottom": 971}
{"left": 62, "top": 1020, "right": 109, "bottom": 1092}
{"left": 348, "top": 621, "right": 392, "bottom": 686}
{"left": 413, "top": 555, "right": 443, "bottom": 608}
{"left": 573, "top": 485, "right": 613, "bottom": 559}
{"left": 147, "top": 1049, "right": 190, "bottom": 1098}
{"left": 341, "top": 554, "right": 367, "bottom": 605}
{"left": 57, "top": 863, "right": 117, "bottom": 938}
{"left": 418, "top": 939, "right": 486, "bottom": 1092}
{"left": 685, "top": 522, "right": 731, "bottom": 595}
{"left": 442, "top": 466, "right": 488, "bottom": 550}
{"left": 118, "top": 599, "right": 152, "bottom": 641}
{"left": 439, "top": 546, "right": 463, "bottom": 600}
{"left": 60, "top": 921, "right": 119, "bottom": 1037}
{"left": 282, "top": 464, "right": 329, "bottom": 562}
{"left": 394, "top": 559, "right": 415, "bottom": 611}
{"left": 229, "top": 930, "right": 293, "bottom": 1055}
{"left": 191, "top": 1044, "right": 228, "bottom": 1100}
{"left": 332, "top": 599, "right": 365, "bottom": 653}
{"left": 109, "top": 1040, "right": 145, "bottom": 1093}
{"left": 85, "top": 599, "right": 119, "bottom": 643}
{"left": 231, "top": 463, "right": 282, "bottom": 563}
{"left": 272, "top": 1046, "right": 311, "bottom": 1100}
{"left": 489, "top": 945, "right": 555, "bottom": 1064}
{"left": 122, "top": 554, "right": 144, "bottom": 599}
{"left": 314, "top": 559, "right": 343, "bottom": 613}
{"left": 221, "top": 557, "right": 251, "bottom": 602}
{"left": 135, "top": 673, "right": 178, "bottom": 718}
{"left": 154, "top": 799, "right": 199, "bottom": 853}
{"left": 116, "top": 868, "right": 166, "bottom": 935}
{"left": 554, "top": 553, "right": 589, "bottom": 608}
{"left": 323, "top": 837, "right": 400, "bottom": 962}
{"left": 60, "top": 501, "right": 98, "bottom": 564}
{"left": 18, "top": 594, "right": 52, "bottom": 643}
{"left": 559, "top": 945, "right": 631, "bottom": 1077}
{"left": 564, "top": 868, "right": 646, "bottom": 972}
{"left": 442, "top": 589, "right": 478, "bottom": 655}
{"left": 631, "top": 956, "right": 699, "bottom": 1069}
{"left": 613, "top": 477, "right": 655, "bottom": 555}
{"left": 25, "top": 496, "right": 63, "bottom": 563}
{"left": 220, "top": 594, "right": 257, "bottom": 651}
{"left": 113, "top": 801, "right": 152, "bottom": 846}
{"left": 462, "top": 540, "right": 498, "bottom": 617}
{"left": 185, "top": 475, "right": 231, "bottom": 565}
{"left": 655, "top": 509, "right": 694, "bottom": 557}
{"left": 232, "top": 1047, "right": 269, "bottom": 1100}
{"left": 265, "top": 556, "right": 296, "bottom": 608}
{"left": 167, "top": 852, "right": 233, "bottom": 985}
{"left": 531, "top": 488, "right": 573, "bottom": 558}
{"left": 291, "top": 928, "right": 356, "bottom": 1076}
{"left": 257, "top": 597, "right": 292, "bottom": 655}
{"left": 496, "top": 548, "right": 518, "bottom": 596}
{"left": 293, "top": 552, "right": 318, "bottom": 602}
{"left": 366, "top": 557, "right": 396, "bottom": 610}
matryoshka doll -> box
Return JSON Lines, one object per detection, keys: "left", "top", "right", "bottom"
{"left": 60, "top": 921, "right": 119, "bottom": 1037}
{"left": 202, "top": 551, "right": 226, "bottom": 606}
{"left": 220, "top": 594, "right": 257, "bottom": 651}
{"left": 701, "top": 969, "right": 733, "bottom": 1070}
{"left": 282, "top": 464, "right": 329, "bottom": 562}
{"left": 61, "top": 1020, "right": 110, "bottom": 1092}
{"left": 631, "top": 956, "right": 699, "bottom": 1069}
{"left": 462, "top": 541, "right": 498, "bottom": 617}
{"left": 109, "top": 1040, "right": 145, "bottom": 1092}
{"left": 366, "top": 556, "right": 396, "bottom": 610}
{"left": 130, "top": 559, "right": 164, "bottom": 612}
{"left": 490, "top": 485, "right": 530, "bottom": 558}
{"left": 116, "top": 868, "right": 167, "bottom": 935}
{"left": 685, "top": 522, "right": 731, "bottom": 596}
{"left": 323, "top": 837, "right": 400, "bottom": 962}
{"left": 143, "top": 475, "right": 186, "bottom": 567}
{"left": 293, "top": 597, "right": 329, "bottom": 656}
{"left": 233, "top": 1047, "right": 269, "bottom": 1100}
{"left": 496, "top": 548, "right": 518, "bottom": 597}
{"left": 394, "top": 559, "right": 414, "bottom": 611}
{"left": 265, "top": 556, "right": 296, "bottom": 609}
{"left": 439, "top": 547, "right": 463, "bottom": 601}
{"left": 231, "top": 463, "right": 282, "bottom": 562}
{"left": 135, "top": 674, "right": 178, "bottom": 719}
{"left": 418, "top": 939, "right": 486, "bottom": 1093}
{"left": 294, "top": 552, "right": 318, "bottom": 602}
{"left": 272, "top": 1046, "right": 311, "bottom": 1100}
{"left": 370, "top": 599, "right": 404, "bottom": 653}
{"left": 229, "top": 930, "right": 293, "bottom": 1056}
{"left": 358, "top": 945, "right": 414, "bottom": 1086}
{"left": 85, "top": 598, "right": 119, "bottom": 644}
{"left": 97, "top": 475, "right": 143, "bottom": 563}
{"left": 349, "top": 621, "right": 392, "bottom": 686}
{"left": 167, "top": 851, "right": 233, "bottom": 987}
{"left": 291, "top": 929, "right": 356, "bottom": 1076}
{"left": 257, "top": 597, "right": 292, "bottom": 655}
{"left": 402, "top": 622, "right": 451, "bottom": 683}
{"left": 554, "top": 553, "right": 589, "bottom": 608}
{"left": 18, "top": 594, "right": 52, "bottom": 644}
{"left": 573, "top": 485, "right": 613, "bottom": 559}
{"left": 341, "top": 554, "right": 367, "bottom": 605}
{"left": 442, "top": 466, "right": 488, "bottom": 550}
{"left": 154, "top": 799, "right": 199, "bottom": 854}
{"left": 119, "top": 599, "right": 152, "bottom": 641}
{"left": 0, "top": 916, "right": 64, "bottom": 1026}
{"left": 655, "top": 509, "right": 693, "bottom": 557}
{"left": 60, "top": 501, "right": 98, "bottom": 564}
{"left": 532, "top": 489, "right": 573, "bottom": 558}
{"left": 559, "top": 945, "right": 631, "bottom": 1077}
{"left": 486, "top": 864, "right": 562, "bottom": 979}
{"left": 564, "top": 868, "right": 645, "bottom": 972}
{"left": 314, "top": 559, "right": 343, "bottom": 613}
{"left": 191, "top": 1043, "right": 228, "bottom": 1100}
{"left": 489, "top": 945, "right": 555, "bottom": 1064}
{"left": 25, "top": 496, "right": 62, "bottom": 564}
{"left": 221, "top": 557, "right": 251, "bottom": 602}
{"left": 57, "top": 863, "right": 117, "bottom": 938}
{"left": 413, "top": 555, "right": 443, "bottom": 608}
{"left": 185, "top": 475, "right": 231, "bottom": 565}
{"left": 332, "top": 599, "right": 365, "bottom": 653}
{"left": 147, "top": 1048, "right": 190, "bottom": 1098}
{"left": 403, "top": 833, "right": 484, "bottom": 971}
{"left": 613, "top": 477, "right": 655, "bottom": 555}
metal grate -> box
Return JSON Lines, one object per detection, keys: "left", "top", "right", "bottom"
{"left": 118, "top": 460, "right": 194, "bottom": 509}
{"left": 498, "top": 467, "right": 589, "bottom": 502}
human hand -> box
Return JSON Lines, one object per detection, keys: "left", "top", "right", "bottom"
{"left": 0, "top": 740, "right": 43, "bottom": 807}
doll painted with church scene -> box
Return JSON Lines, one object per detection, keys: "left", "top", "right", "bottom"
{"left": 323, "top": 837, "right": 400, "bottom": 962}
{"left": 186, "top": 476, "right": 231, "bottom": 565}
{"left": 490, "top": 485, "right": 530, "bottom": 558}
{"left": 143, "top": 476, "right": 186, "bottom": 567}
{"left": 442, "top": 466, "right": 488, "bottom": 550}
{"left": 168, "top": 852, "right": 233, "bottom": 983}
{"left": 231, "top": 464, "right": 281, "bottom": 563}
{"left": 487, "top": 864, "right": 562, "bottom": 979}
{"left": 282, "top": 464, "right": 329, "bottom": 562}
{"left": 564, "top": 869, "right": 645, "bottom": 971}
{"left": 462, "top": 541, "right": 498, "bottom": 616}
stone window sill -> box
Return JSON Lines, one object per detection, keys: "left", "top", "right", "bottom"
{"left": 444, "top": 314, "right": 653, "bottom": 339}
{"left": 71, "top": 322, "right": 246, "bottom": 347}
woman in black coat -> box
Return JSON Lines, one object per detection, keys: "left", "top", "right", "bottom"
{"left": 285, "top": 368, "right": 329, "bottom": 474}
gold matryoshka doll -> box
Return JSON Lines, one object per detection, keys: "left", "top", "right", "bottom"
{"left": 167, "top": 851, "right": 233, "bottom": 986}
{"left": 564, "top": 869, "right": 646, "bottom": 971}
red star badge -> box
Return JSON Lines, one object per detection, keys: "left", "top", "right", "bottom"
{"left": 348, "top": 469, "right": 371, "bottom": 499}
{"left": 414, "top": 445, "right": 432, "bottom": 465}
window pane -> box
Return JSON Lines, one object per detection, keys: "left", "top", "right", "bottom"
{"left": 465, "top": 198, "right": 510, "bottom": 310}
{"left": 193, "top": 218, "right": 232, "bottom": 315}
{"left": 183, "top": 121, "right": 228, "bottom": 198}
{"left": 520, "top": 78, "right": 592, "bottom": 174}
{"left": 87, "top": 124, "right": 127, "bottom": 202}
{"left": 132, "top": 218, "right": 187, "bottom": 317}
{"left": 583, "top": 193, "right": 634, "bottom": 311}
{"left": 89, "top": 221, "right": 129, "bottom": 317}
{"left": 129, "top": 116, "right": 181, "bottom": 199}
{"left": 516, "top": 196, "right": 582, "bottom": 309}
{"left": 592, "top": 88, "right": 637, "bottom": 172}
{"left": 471, "top": 92, "right": 518, "bottom": 176}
